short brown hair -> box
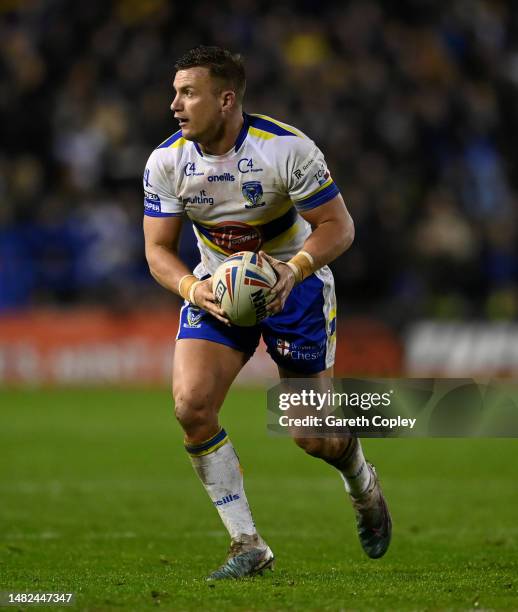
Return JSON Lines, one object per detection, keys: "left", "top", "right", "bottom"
{"left": 174, "top": 45, "right": 246, "bottom": 103}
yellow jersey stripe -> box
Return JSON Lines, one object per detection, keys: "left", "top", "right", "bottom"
{"left": 171, "top": 137, "right": 188, "bottom": 149}
{"left": 293, "top": 176, "right": 333, "bottom": 202}
{"left": 251, "top": 114, "right": 304, "bottom": 137}
{"left": 248, "top": 126, "right": 276, "bottom": 140}
{"left": 193, "top": 227, "right": 230, "bottom": 256}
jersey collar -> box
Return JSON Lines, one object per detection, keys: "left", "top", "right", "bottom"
{"left": 193, "top": 113, "right": 249, "bottom": 158}
{"left": 234, "top": 112, "right": 249, "bottom": 152}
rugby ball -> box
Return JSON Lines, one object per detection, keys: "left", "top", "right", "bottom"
{"left": 212, "top": 251, "right": 277, "bottom": 326}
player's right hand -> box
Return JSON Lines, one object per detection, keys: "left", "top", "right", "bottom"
{"left": 191, "top": 278, "right": 231, "bottom": 327}
{"left": 259, "top": 251, "right": 296, "bottom": 315}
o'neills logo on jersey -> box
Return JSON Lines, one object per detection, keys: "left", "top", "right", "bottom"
{"left": 204, "top": 221, "right": 263, "bottom": 253}
{"left": 208, "top": 173, "right": 235, "bottom": 182}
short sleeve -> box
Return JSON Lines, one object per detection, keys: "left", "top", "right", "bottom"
{"left": 143, "top": 150, "right": 183, "bottom": 217}
{"left": 287, "top": 138, "right": 340, "bottom": 212}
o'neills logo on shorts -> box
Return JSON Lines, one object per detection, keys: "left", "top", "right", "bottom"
{"left": 205, "top": 221, "right": 263, "bottom": 253}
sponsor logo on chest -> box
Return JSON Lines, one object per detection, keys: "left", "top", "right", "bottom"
{"left": 183, "top": 190, "right": 214, "bottom": 205}
{"left": 208, "top": 172, "right": 235, "bottom": 182}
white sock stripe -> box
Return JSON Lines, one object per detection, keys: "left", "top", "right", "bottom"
{"left": 184, "top": 428, "right": 228, "bottom": 456}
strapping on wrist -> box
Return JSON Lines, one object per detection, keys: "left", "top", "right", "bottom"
{"left": 287, "top": 250, "right": 315, "bottom": 284}
{"left": 188, "top": 280, "right": 202, "bottom": 306}
{"left": 178, "top": 274, "right": 198, "bottom": 302}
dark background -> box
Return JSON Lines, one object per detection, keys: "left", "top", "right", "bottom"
{"left": 2, "top": 0, "right": 517, "bottom": 324}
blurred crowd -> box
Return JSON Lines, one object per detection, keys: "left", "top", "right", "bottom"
{"left": 1, "top": 0, "right": 517, "bottom": 320}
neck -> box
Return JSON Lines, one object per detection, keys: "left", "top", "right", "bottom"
{"left": 198, "top": 111, "right": 244, "bottom": 156}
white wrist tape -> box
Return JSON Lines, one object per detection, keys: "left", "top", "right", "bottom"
{"left": 188, "top": 280, "right": 203, "bottom": 305}
{"left": 299, "top": 250, "right": 314, "bottom": 266}
{"left": 286, "top": 262, "right": 301, "bottom": 282}
{"left": 287, "top": 250, "right": 316, "bottom": 284}
{"left": 178, "top": 274, "right": 195, "bottom": 298}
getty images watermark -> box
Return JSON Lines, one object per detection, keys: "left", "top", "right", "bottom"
{"left": 267, "top": 379, "right": 518, "bottom": 437}
{"left": 276, "top": 388, "right": 414, "bottom": 430}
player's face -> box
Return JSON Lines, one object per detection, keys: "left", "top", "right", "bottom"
{"left": 171, "top": 68, "right": 224, "bottom": 142}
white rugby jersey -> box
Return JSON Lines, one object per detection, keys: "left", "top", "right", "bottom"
{"left": 143, "top": 113, "right": 340, "bottom": 276}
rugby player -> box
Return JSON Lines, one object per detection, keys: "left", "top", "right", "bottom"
{"left": 143, "top": 46, "right": 391, "bottom": 580}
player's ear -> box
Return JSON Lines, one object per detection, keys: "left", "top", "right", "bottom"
{"left": 221, "top": 90, "right": 236, "bottom": 111}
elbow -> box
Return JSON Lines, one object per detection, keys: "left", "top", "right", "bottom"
{"left": 345, "top": 217, "right": 355, "bottom": 250}
{"left": 145, "top": 246, "right": 162, "bottom": 282}
{"left": 338, "top": 216, "right": 355, "bottom": 255}
{"left": 147, "top": 262, "right": 160, "bottom": 284}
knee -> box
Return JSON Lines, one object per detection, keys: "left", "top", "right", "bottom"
{"left": 173, "top": 385, "right": 217, "bottom": 435}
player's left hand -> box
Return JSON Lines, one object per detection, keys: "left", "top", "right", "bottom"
{"left": 259, "top": 251, "right": 296, "bottom": 316}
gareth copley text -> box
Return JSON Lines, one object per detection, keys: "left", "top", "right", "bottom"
{"left": 277, "top": 389, "right": 417, "bottom": 430}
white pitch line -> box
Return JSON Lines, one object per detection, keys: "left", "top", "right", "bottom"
{"left": 0, "top": 480, "right": 177, "bottom": 493}
{"left": 3, "top": 531, "right": 138, "bottom": 540}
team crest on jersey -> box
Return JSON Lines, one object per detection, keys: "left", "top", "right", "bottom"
{"left": 185, "top": 306, "right": 203, "bottom": 328}
{"left": 242, "top": 181, "right": 266, "bottom": 209}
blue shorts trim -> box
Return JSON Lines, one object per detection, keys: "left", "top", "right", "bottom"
{"left": 176, "top": 272, "right": 335, "bottom": 374}
{"left": 176, "top": 301, "right": 262, "bottom": 356}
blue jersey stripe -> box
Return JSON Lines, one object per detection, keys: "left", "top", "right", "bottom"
{"left": 247, "top": 115, "right": 298, "bottom": 137}
{"left": 235, "top": 113, "right": 250, "bottom": 151}
{"left": 192, "top": 207, "right": 298, "bottom": 247}
{"left": 296, "top": 182, "right": 340, "bottom": 211}
{"left": 156, "top": 130, "right": 183, "bottom": 149}
{"left": 144, "top": 211, "right": 183, "bottom": 218}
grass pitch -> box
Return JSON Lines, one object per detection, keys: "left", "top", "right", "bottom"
{"left": 1, "top": 388, "right": 518, "bottom": 611}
